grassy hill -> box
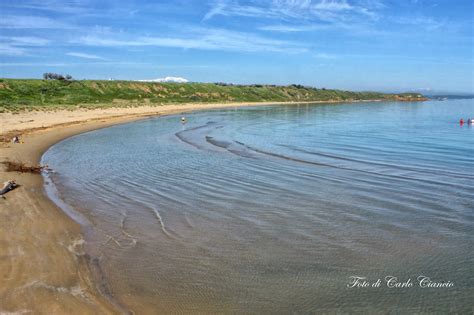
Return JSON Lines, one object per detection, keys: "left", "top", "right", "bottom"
{"left": 0, "top": 79, "right": 425, "bottom": 112}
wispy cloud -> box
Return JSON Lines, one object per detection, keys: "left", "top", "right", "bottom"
{"left": 394, "top": 16, "right": 444, "bottom": 30}
{"left": 0, "top": 15, "right": 68, "bottom": 29}
{"left": 314, "top": 53, "right": 337, "bottom": 59}
{"left": 74, "top": 28, "right": 307, "bottom": 53}
{"left": 0, "top": 36, "right": 51, "bottom": 55}
{"left": 312, "top": 0, "right": 353, "bottom": 11}
{"left": 1, "top": 36, "right": 51, "bottom": 46}
{"left": 204, "top": 0, "right": 447, "bottom": 41}
{"left": 259, "top": 24, "right": 330, "bottom": 32}
{"left": 203, "top": 0, "right": 278, "bottom": 21}
{"left": 0, "top": 44, "right": 28, "bottom": 56}
{"left": 204, "top": 0, "right": 380, "bottom": 23}
{"left": 66, "top": 52, "right": 105, "bottom": 60}
{"left": 1, "top": 0, "right": 91, "bottom": 14}
{"left": 0, "top": 61, "right": 150, "bottom": 67}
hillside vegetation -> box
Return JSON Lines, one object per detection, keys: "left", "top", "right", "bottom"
{"left": 0, "top": 79, "right": 425, "bottom": 112}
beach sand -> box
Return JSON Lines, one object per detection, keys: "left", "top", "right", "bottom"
{"left": 0, "top": 100, "right": 334, "bottom": 313}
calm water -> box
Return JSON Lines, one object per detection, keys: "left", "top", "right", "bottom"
{"left": 43, "top": 100, "right": 473, "bottom": 314}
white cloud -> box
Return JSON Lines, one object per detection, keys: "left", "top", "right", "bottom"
{"left": 0, "top": 15, "right": 68, "bottom": 29}
{"left": 394, "top": 16, "right": 443, "bottom": 30}
{"left": 204, "top": 0, "right": 380, "bottom": 23}
{"left": 312, "top": 0, "right": 353, "bottom": 11}
{"left": 75, "top": 28, "right": 307, "bottom": 53}
{"left": 259, "top": 24, "right": 330, "bottom": 32}
{"left": 0, "top": 36, "right": 51, "bottom": 55}
{"left": 314, "top": 53, "right": 337, "bottom": 59}
{"left": 0, "top": 44, "right": 27, "bottom": 56}
{"left": 203, "top": 0, "right": 227, "bottom": 21}
{"left": 1, "top": 36, "right": 51, "bottom": 46}
{"left": 203, "top": 0, "right": 279, "bottom": 21}
{"left": 2, "top": 0, "right": 91, "bottom": 14}
{"left": 0, "top": 62, "right": 151, "bottom": 67}
{"left": 66, "top": 52, "right": 105, "bottom": 60}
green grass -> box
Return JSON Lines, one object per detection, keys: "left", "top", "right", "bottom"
{"left": 0, "top": 79, "right": 425, "bottom": 112}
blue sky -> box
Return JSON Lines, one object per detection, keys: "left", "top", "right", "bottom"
{"left": 0, "top": 0, "right": 473, "bottom": 92}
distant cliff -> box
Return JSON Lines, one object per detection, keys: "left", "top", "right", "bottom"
{"left": 0, "top": 79, "right": 427, "bottom": 112}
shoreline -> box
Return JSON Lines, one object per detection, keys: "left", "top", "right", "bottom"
{"left": 0, "top": 98, "right": 424, "bottom": 313}
{"left": 1, "top": 98, "right": 427, "bottom": 136}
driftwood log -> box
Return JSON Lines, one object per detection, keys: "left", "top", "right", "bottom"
{"left": 0, "top": 180, "right": 18, "bottom": 196}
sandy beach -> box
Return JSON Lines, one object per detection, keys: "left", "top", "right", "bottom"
{"left": 0, "top": 100, "right": 346, "bottom": 313}
{"left": 0, "top": 100, "right": 344, "bottom": 135}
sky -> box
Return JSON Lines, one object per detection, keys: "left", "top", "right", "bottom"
{"left": 0, "top": 0, "right": 473, "bottom": 93}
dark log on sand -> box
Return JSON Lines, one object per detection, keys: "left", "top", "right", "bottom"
{"left": 0, "top": 180, "right": 18, "bottom": 196}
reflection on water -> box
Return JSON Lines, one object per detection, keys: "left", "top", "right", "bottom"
{"left": 43, "top": 100, "right": 474, "bottom": 313}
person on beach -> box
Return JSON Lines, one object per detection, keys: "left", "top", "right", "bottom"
{"left": 41, "top": 164, "right": 54, "bottom": 174}
{"left": 12, "top": 135, "right": 20, "bottom": 143}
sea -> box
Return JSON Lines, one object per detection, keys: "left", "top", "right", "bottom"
{"left": 43, "top": 99, "right": 474, "bottom": 313}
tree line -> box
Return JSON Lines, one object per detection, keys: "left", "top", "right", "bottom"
{"left": 43, "top": 73, "right": 73, "bottom": 81}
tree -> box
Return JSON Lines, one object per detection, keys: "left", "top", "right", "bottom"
{"left": 42, "top": 73, "right": 73, "bottom": 81}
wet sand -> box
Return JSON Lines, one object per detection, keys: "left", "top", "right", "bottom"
{"left": 0, "top": 100, "right": 347, "bottom": 313}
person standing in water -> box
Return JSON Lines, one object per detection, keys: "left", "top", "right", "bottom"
{"left": 181, "top": 116, "right": 187, "bottom": 124}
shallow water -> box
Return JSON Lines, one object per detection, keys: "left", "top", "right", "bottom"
{"left": 43, "top": 100, "right": 474, "bottom": 313}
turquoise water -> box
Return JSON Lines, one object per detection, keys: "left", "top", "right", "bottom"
{"left": 43, "top": 100, "right": 473, "bottom": 313}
